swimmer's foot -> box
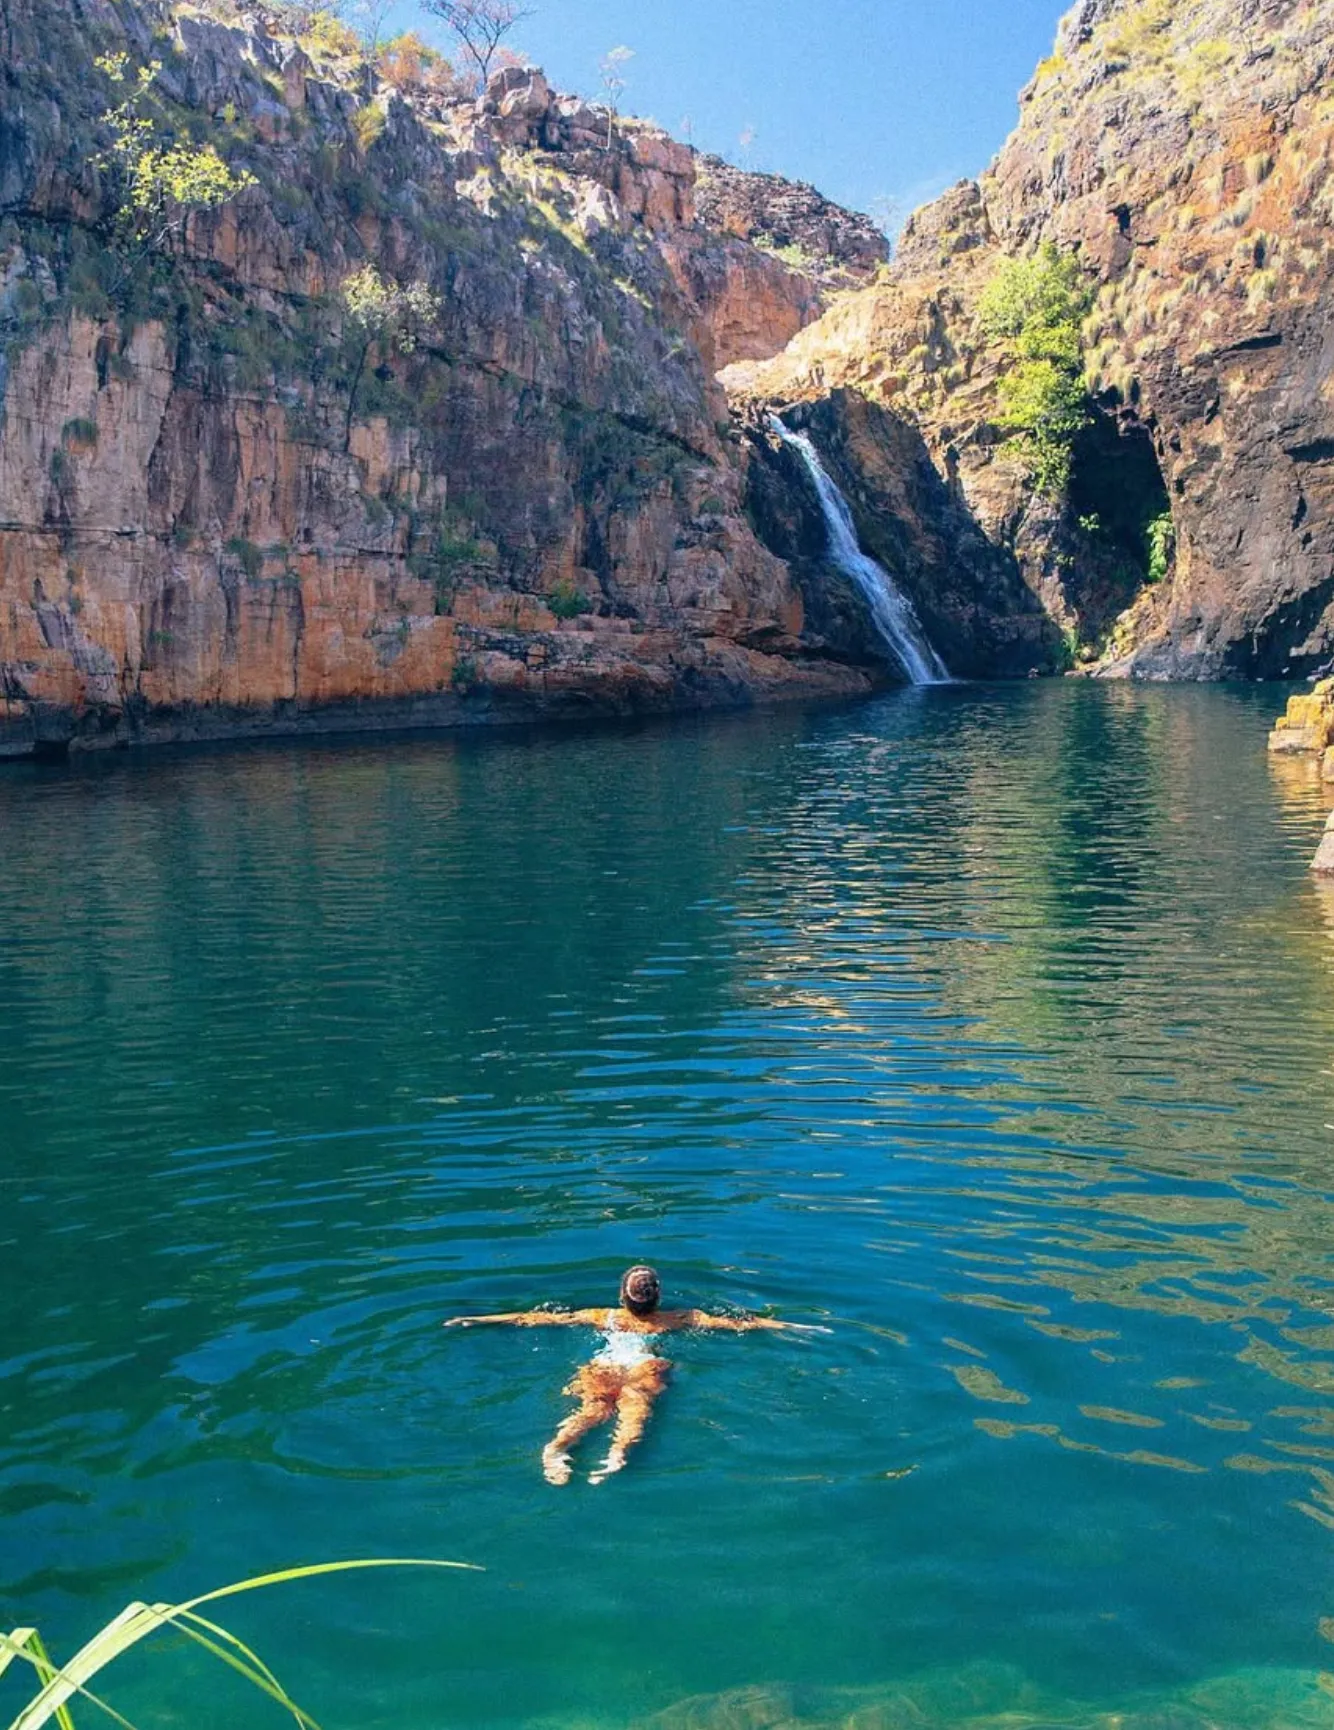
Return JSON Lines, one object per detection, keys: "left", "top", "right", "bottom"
{"left": 542, "top": 1445, "right": 573, "bottom": 1486}
{"left": 588, "top": 1452, "right": 626, "bottom": 1485}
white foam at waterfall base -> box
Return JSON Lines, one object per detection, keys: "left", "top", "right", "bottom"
{"left": 771, "top": 418, "right": 950, "bottom": 686}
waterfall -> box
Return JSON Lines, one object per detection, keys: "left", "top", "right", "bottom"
{"left": 771, "top": 418, "right": 950, "bottom": 686}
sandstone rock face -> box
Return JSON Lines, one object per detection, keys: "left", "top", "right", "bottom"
{"left": 732, "top": 0, "right": 1334, "bottom": 680}
{"left": 0, "top": 0, "right": 895, "bottom": 754}
{"left": 990, "top": 0, "right": 1334, "bottom": 678}
{"left": 694, "top": 157, "right": 889, "bottom": 286}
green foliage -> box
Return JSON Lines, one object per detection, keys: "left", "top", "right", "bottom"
{"left": 407, "top": 506, "right": 496, "bottom": 611}
{"left": 339, "top": 266, "right": 440, "bottom": 352}
{"left": 352, "top": 102, "right": 387, "bottom": 151}
{"left": 224, "top": 537, "right": 264, "bottom": 577}
{"left": 12, "top": 279, "right": 42, "bottom": 320}
{"left": 94, "top": 54, "right": 256, "bottom": 243}
{"left": 979, "top": 243, "right": 1094, "bottom": 496}
{"left": 978, "top": 241, "right": 1091, "bottom": 365}
{"left": 302, "top": 8, "right": 363, "bottom": 57}
{"left": 337, "top": 267, "right": 441, "bottom": 444}
{"left": 994, "top": 359, "right": 1089, "bottom": 494}
{"left": 1, "top": 1558, "right": 477, "bottom": 1730}
{"left": 755, "top": 235, "right": 821, "bottom": 273}
{"left": 451, "top": 653, "right": 480, "bottom": 692}
{"left": 547, "top": 578, "right": 594, "bottom": 619}
{"left": 60, "top": 417, "right": 98, "bottom": 447}
{"left": 1145, "top": 509, "right": 1175, "bottom": 584}
{"left": 1103, "top": 0, "right": 1174, "bottom": 65}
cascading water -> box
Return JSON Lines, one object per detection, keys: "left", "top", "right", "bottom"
{"left": 771, "top": 417, "right": 950, "bottom": 685}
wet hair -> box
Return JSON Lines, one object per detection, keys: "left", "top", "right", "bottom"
{"left": 620, "top": 1265, "right": 662, "bottom": 1316}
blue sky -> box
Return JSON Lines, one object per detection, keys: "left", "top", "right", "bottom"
{"left": 378, "top": 0, "right": 1069, "bottom": 228}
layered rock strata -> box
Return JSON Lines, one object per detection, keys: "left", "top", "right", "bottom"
{"left": 0, "top": 0, "right": 908, "bottom": 756}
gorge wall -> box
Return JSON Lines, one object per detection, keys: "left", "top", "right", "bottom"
{"left": 0, "top": 0, "right": 923, "bottom": 757}
{"left": 6, "top": 0, "right": 1330, "bottom": 758}
{"left": 733, "top": 0, "right": 1334, "bottom": 680}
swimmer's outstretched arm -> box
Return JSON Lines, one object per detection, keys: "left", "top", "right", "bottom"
{"left": 445, "top": 1308, "right": 607, "bottom": 1329}
{"left": 666, "top": 1310, "right": 831, "bottom": 1335}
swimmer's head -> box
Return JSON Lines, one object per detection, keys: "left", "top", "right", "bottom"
{"left": 620, "top": 1265, "right": 662, "bottom": 1316}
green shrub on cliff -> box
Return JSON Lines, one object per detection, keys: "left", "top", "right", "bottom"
{"left": 548, "top": 578, "right": 594, "bottom": 619}
{"left": 1145, "top": 509, "right": 1175, "bottom": 584}
{"left": 337, "top": 265, "right": 441, "bottom": 446}
{"left": 979, "top": 242, "right": 1094, "bottom": 495}
{"left": 95, "top": 54, "right": 256, "bottom": 249}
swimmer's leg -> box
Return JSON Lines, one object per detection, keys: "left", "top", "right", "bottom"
{"left": 543, "top": 1366, "right": 617, "bottom": 1486}
{"left": 589, "top": 1359, "right": 669, "bottom": 1484}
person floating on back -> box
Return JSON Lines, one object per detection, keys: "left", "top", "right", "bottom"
{"left": 446, "top": 1265, "right": 827, "bottom": 1485}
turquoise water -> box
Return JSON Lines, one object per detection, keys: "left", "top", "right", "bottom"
{"left": 4, "top": 683, "right": 1334, "bottom": 1729}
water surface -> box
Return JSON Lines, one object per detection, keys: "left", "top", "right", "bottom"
{"left": 3, "top": 683, "right": 1334, "bottom": 1729}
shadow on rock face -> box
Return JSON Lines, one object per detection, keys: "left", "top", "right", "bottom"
{"left": 742, "top": 390, "right": 1064, "bottom": 679}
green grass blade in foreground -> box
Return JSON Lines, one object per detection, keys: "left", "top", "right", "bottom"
{"left": 8, "top": 1559, "right": 482, "bottom": 1730}
{"left": 165, "top": 1616, "right": 319, "bottom": 1730}
{"left": 0, "top": 1633, "right": 36, "bottom": 1684}
{"left": 168, "top": 1556, "right": 481, "bottom": 1615}
{"left": 1, "top": 1630, "right": 142, "bottom": 1730}
{"left": 174, "top": 1608, "right": 301, "bottom": 1702}
{"left": 22, "top": 1637, "right": 76, "bottom": 1730}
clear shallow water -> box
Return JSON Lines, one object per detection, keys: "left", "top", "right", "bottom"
{"left": 3, "top": 684, "right": 1334, "bottom": 1729}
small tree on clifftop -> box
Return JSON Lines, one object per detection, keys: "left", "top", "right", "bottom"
{"left": 421, "top": 0, "right": 534, "bottom": 90}
{"left": 598, "top": 45, "right": 633, "bottom": 148}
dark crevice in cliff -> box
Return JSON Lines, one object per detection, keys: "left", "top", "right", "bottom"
{"left": 1065, "top": 408, "right": 1172, "bottom": 642}
{"left": 1285, "top": 438, "right": 1334, "bottom": 465}
{"left": 1069, "top": 412, "right": 1170, "bottom": 550}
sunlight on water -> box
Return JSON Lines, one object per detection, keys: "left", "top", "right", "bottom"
{"left": 2, "top": 683, "right": 1334, "bottom": 1728}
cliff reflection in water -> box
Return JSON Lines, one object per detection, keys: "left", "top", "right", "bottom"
{"left": 725, "top": 683, "right": 1334, "bottom": 1508}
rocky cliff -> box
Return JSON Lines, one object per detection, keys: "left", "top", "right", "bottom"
{"left": 732, "top": 0, "right": 1334, "bottom": 680}
{"left": 0, "top": 0, "right": 913, "bottom": 756}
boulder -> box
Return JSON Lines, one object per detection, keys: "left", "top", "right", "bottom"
{"left": 1267, "top": 685, "right": 1334, "bottom": 753}
{"left": 498, "top": 69, "right": 553, "bottom": 122}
